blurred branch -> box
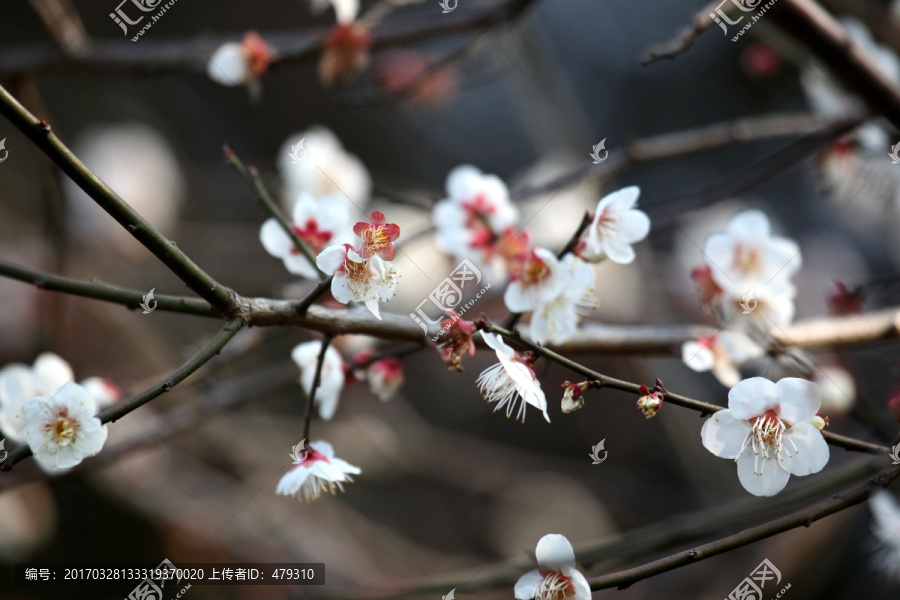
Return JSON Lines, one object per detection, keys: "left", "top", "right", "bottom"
{"left": 27, "top": 0, "right": 89, "bottom": 54}
{"left": 0, "top": 0, "right": 538, "bottom": 76}
{"left": 587, "top": 464, "right": 900, "bottom": 590}
{"left": 0, "top": 83, "right": 235, "bottom": 311}
{"left": 0, "top": 319, "right": 245, "bottom": 471}
{"left": 819, "top": 0, "right": 900, "bottom": 58}
{"left": 303, "top": 335, "right": 334, "bottom": 441}
{"left": 482, "top": 321, "right": 890, "bottom": 455}
{"left": 640, "top": 0, "right": 722, "bottom": 66}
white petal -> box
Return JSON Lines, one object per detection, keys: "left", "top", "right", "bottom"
{"left": 601, "top": 237, "right": 636, "bottom": 264}
{"left": 716, "top": 331, "right": 764, "bottom": 363}
{"left": 207, "top": 43, "right": 248, "bottom": 86}
{"left": 728, "top": 209, "right": 771, "bottom": 241}
{"left": 617, "top": 210, "right": 651, "bottom": 243}
{"left": 282, "top": 253, "right": 319, "bottom": 278}
{"left": 682, "top": 341, "right": 714, "bottom": 372}
{"left": 316, "top": 244, "right": 347, "bottom": 274}
{"left": 291, "top": 193, "right": 318, "bottom": 224}
{"left": 480, "top": 331, "right": 515, "bottom": 358}
{"left": 727, "top": 377, "right": 780, "bottom": 420}
{"left": 597, "top": 186, "right": 640, "bottom": 212}
{"left": 566, "top": 568, "right": 592, "bottom": 600}
{"left": 504, "top": 281, "right": 537, "bottom": 312}
{"left": 736, "top": 451, "right": 791, "bottom": 496}
{"left": 309, "top": 439, "right": 335, "bottom": 458}
{"left": 329, "top": 456, "right": 362, "bottom": 476}
{"left": 364, "top": 298, "right": 382, "bottom": 320}
{"left": 781, "top": 423, "right": 829, "bottom": 476}
{"left": 514, "top": 570, "right": 542, "bottom": 600}
{"left": 535, "top": 533, "right": 576, "bottom": 569}
{"left": 445, "top": 165, "right": 483, "bottom": 200}
{"left": 260, "top": 219, "right": 295, "bottom": 261}
{"left": 775, "top": 378, "right": 821, "bottom": 425}
{"left": 276, "top": 468, "right": 310, "bottom": 496}
{"left": 701, "top": 410, "right": 752, "bottom": 459}
{"left": 32, "top": 353, "right": 74, "bottom": 393}
{"left": 331, "top": 274, "right": 355, "bottom": 305}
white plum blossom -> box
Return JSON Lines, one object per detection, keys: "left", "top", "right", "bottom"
{"left": 529, "top": 254, "right": 595, "bottom": 344}
{"left": 515, "top": 534, "right": 590, "bottom": 600}
{"left": 206, "top": 32, "right": 271, "bottom": 87}
{"left": 869, "top": 491, "right": 900, "bottom": 580}
{"left": 276, "top": 440, "right": 361, "bottom": 503}
{"left": 22, "top": 383, "right": 108, "bottom": 470}
{"left": 259, "top": 193, "right": 355, "bottom": 279}
{"left": 0, "top": 353, "right": 119, "bottom": 442}
{"left": 278, "top": 127, "right": 371, "bottom": 208}
{"left": 316, "top": 244, "right": 398, "bottom": 320}
{"left": 433, "top": 165, "right": 519, "bottom": 268}
{"left": 578, "top": 186, "right": 650, "bottom": 264}
{"left": 364, "top": 357, "right": 404, "bottom": 402}
{"left": 504, "top": 248, "right": 565, "bottom": 313}
{"left": 476, "top": 332, "right": 549, "bottom": 423}
{"left": 681, "top": 331, "right": 764, "bottom": 388}
{"left": 701, "top": 377, "right": 830, "bottom": 496}
{"left": 292, "top": 342, "right": 346, "bottom": 421}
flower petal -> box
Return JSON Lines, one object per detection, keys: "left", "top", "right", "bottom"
{"left": 736, "top": 451, "right": 791, "bottom": 496}
{"left": 782, "top": 423, "right": 829, "bottom": 476}
{"left": 727, "top": 377, "right": 780, "bottom": 420}
{"left": 32, "top": 353, "right": 74, "bottom": 393}
{"left": 682, "top": 341, "right": 714, "bottom": 372}
{"left": 534, "top": 533, "right": 576, "bottom": 569}
{"left": 316, "top": 244, "right": 347, "bottom": 274}
{"left": 701, "top": 410, "right": 751, "bottom": 459}
{"left": 775, "top": 378, "right": 821, "bottom": 426}
{"left": 514, "top": 570, "right": 542, "bottom": 600}
{"left": 617, "top": 210, "right": 651, "bottom": 244}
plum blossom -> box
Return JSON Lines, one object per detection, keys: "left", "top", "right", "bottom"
{"left": 870, "top": 491, "right": 900, "bottom": 580}
{"left": 636, "top": 380, "right": 666, "bottom": 419}
{"left": 278, "top": 127, "right": 371, "bottom": 207}
{"left": 292, "top": 342, "right": 346, "bottom": 421}
{"left": 504, "top": 248, "right": 564, "bottom": 313}
{"left": 260, "top": 193, "right": 355, "bottom": 279}
{"left": 320, "top": 23, "right": 372, "bottom": 86}
{"left": 22, "top": 382, "right": 108, "bottom": 470}
{"left": 476, "top": 332, "right": 549, "bottom": 423}
{"left": 355, "top": 355, "right": 404, "bottom": 401}
{"left": 276, "top": 440, "right": 361, "bottom": 503}
{"left": 354, "top": 211, "right": 400, "bottom": 260}
{"left": 436, "top": 311, "right": 476, "bottom": 371}
{"left": 701, "top": 377, "right": 830, "bottom": 496}
{"left": 577, "top": 186, "right": 650, "bottom": 264}
{"left": 514, "top": 534, "right": 590, "bottom": 600}
{"left": 0, "top": 353, "right": 119, "bottom": 443}
{"left": 681, "top": 331, "right": 764, "bottom": 388}
{"left": 207, "top": 31, "right": 271, "bottom": 88}
{"left": 316, "top": 244, "right": 399, "bottom": 320}
{"left": 561, "top": 381, "right": 597, "bottom": 414}
{"left": 433, "top": 165, "right": 519, "bottom": 269}
{"left": 528, "top": 254, "right": 595, "bottom": 344}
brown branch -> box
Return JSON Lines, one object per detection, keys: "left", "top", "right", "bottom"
{"left": 640, "top": 0, "right": 723, "bottom": 66}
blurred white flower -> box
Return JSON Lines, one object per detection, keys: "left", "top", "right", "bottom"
{"left": 276, "top": 440, "right": 361, "bottom": 502}
{"left": 278, "top": 127, "right": 371, "bottom": 208}
{"left": 363, "top": 357, "right": 404, "bottom": 402}
{"left": 514, "top": 534, "right": 590, "bottom": 600}
{"left": 260, "top": 193, "right": 355, "bottom": 279}
{"left": 23, "top": 383, "right": 108, "bottom": 470}
{"left": 870, "top": 491, "right": 900, "bottom": 581}
{"left": 0, "top": 353, "right": 118, "bottom": 442}
{"left": 529, "top": 254, "right": 595, "bottom": 345}
{"left": 292, "top": 342, "right": 346, "bottom": 421}
{"left": 701, "top": 377, "right": 829, "bottom": 496}
{"left": 317, "top": 244, "right": 398, "bottom": 320}
{"left": 477, "top": 332, "right": 548, "bottom": 423}
{"left": 682, "top": 331, "right": 764, "bottom": 388}
{"left": 577, "top": 186, "right": 650, "bottom": 264}
{"left": 308, "top": 0, "right": 360, "bottom": 23}
{"left": 814, "top": 365, "right": 856, "bottom": 414}
{"left": 207, "top": 31, "right": 271, "bottom": 87}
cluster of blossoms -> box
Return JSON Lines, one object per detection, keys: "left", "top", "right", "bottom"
{"left": 0, "top": 353, "right": 119, "bottom": 471}
{"left": 684, "top": 210, "right": 801, "bottom": 388}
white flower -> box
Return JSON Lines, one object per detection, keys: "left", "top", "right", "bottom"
{"left": 870, "top": 491, "right": 900, "bottom": 580}
{"left": 701, "top": 377, "right": 830, "bottom": 496}
{"left": 276, "top": 440, "right": 361, "bottom": 502}
{"left": 278, "top": 127, "right": 371, "bottom": 208}
{"left": 515, "top": 534, "right": 590, "bottom": 600}
{"left": 364, "top": 357, "right": 404, "bottom": 402}
{"left": 682, "top": 331, "right": 764, "bottom": 388}
{"left": 0, "top": 353, "right": 117, "bottom": 442}
{"left": 206, "top": 32, "right": 270, "bottom": 87}
{"left": 308, "top": 0, "right": 360, "bottom": 23}
{"left": 504, "top": 248, "right": 565, "bottom": 313}
{"left": 579, "top": 186, "right": 650, "bottom": 264}
{"left": 433, "top": 165, "right": 518, "bottom": 266}
{"left": 316, "top": 244, "right": 398, "bottom": 320}
{"left": 476, "top": 332, "right": 548, "bottom": 423}
{"left": 22, "top": 383, "right": 108, "bottom": 470}
{"left": 260, "top": 193, "right": 355, "bottom": 279}
{"left": 529, "top": 254, "right": 595, "bottom": 344}
{"left": 291, "top": 342, "right": 346, "bottom": 421}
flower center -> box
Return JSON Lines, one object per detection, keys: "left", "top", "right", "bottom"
{"left": 344, "top": 256, "right": 371, "bottom": 284}
{"left": 536, "top": 570, "right": 575, "bottom": 600}
{"left": 732, "top": 244, "right": 761, "bottom": 276}
{"left": 48, "top": 415, "right": 79, "bottom": 446}
{"left": 750, "top": 410, "right": 785, "bottom": 459}
{"left": 291, "top": 219, "right": 333, "bottom": 255}
{"left": 512, "top": 251, "right": 550, "bottom": 285}
{"left": 361, "top": 226, "right": 391, "bottom": 255}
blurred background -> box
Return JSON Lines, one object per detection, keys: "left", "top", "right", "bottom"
{"left": 0, "top": 0, "right": 899, "bottom": 598}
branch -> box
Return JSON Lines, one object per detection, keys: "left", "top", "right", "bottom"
{"left": 0, "top": 83, "right": 235, "bottom": 311}
{"left": 482, "top": 322, "right": 890, "bottom": 455}
{"left": 303, "top": 335, "right": 334, "bottom": 441}
{"left": 587, "top": 464, "right": 900, "bottom": 590}
{"left": 0, "top": 319, "right": 244, "bottom": 470}
{"left": 640, "top": 0, "right": 721, "bottom": 66}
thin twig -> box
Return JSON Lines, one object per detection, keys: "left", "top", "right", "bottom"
{"left": 296, "top": 276, "right": 335, "bottom": 316}
{"left": 640, "top": 0, "right": 722, "bottom": 66}
{"left": 303, "top": 335, "right": 334, "bottom": 442}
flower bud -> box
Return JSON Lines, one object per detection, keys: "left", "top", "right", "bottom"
{"left": 636, "top": 384, "right": 664, "bottom": 419}
{"left": 561, "top": 381, "right": 590, "bottom": 413}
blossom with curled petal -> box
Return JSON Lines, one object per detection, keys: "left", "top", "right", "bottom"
{"left": 515, "top": 534, "right": 590, "bottom": 600}
{"left": 292, "top": 342, "right": 346, "bottom": 421}
{"left": 316, "top": 244, "right": 398, "bottom": 320}
{"left": 681, "top": 331, "right": 764, "bottom": 388}
{"left": 354, "top": 354, "right": 404, "bottom": 402}
{"left": 477, "top": 332, "right": 548, "bottom": 423}
{"left": 22, "top": 383, "right": 108, "bottom": 471}
{"left": 577, "top": 186, "right": 650, "bottom": 264}
{"left": 276, "top": 440, "right": 361, "bottom": 503}
{"left": 701, "top": 377, "right": 829, "bottom": 496}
